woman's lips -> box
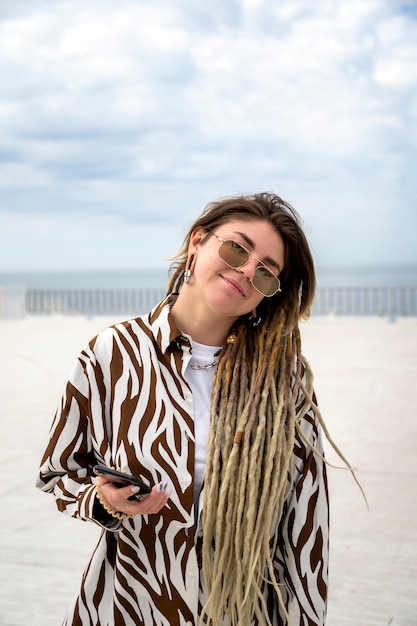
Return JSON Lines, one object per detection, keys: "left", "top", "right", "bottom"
{"left": 220, "top": 274, "right": 246, "bottom": 297}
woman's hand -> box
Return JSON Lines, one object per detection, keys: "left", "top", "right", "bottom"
{"left": 97, "top": 475, "right": 170, "bottom": 516}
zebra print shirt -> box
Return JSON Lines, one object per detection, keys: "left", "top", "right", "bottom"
{"left": 37, "top": 297, "right": 329, "bottom": 625}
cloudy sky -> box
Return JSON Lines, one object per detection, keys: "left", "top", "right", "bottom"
{"left": 0, "top": 0, "right": 416, "bottom": 272}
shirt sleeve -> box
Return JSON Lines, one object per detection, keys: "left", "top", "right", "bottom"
{"left": 272, "top": 405, "right": 329, "bottom": 625}
{"left": 35, "top": 334, "right": 122, "bottom": 531}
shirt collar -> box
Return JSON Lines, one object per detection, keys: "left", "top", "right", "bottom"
{"left": 148, "top": 295, "right": 190, "bottom": 354}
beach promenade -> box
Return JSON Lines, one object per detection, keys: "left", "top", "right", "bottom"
{"left": 0, "top": 314, "right": 416, "bottom": 625}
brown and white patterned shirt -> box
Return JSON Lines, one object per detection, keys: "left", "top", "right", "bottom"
{"left": 37, "top": 297, "right": 329, "bottom": 626}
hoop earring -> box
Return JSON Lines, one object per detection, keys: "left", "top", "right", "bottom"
{"left": 183, "top": 269, "right": 191, "bottom": 284}
{"left": 249, "top": 314, "right": 262, "bottom": 328}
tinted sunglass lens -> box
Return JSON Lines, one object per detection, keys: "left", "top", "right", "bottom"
{"left": 253, "top": 267, "right": 280, "bottom": 297}
{"left": 219, "top": 240, "right": 249, "bottom": 268}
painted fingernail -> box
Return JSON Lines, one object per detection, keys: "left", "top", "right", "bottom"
{"left": 131, "top": 486, "right": 140, "bottom": 493}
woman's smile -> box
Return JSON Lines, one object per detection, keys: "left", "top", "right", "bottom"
{"left": 219, "top": 272, "right": 247, "bottom": 297}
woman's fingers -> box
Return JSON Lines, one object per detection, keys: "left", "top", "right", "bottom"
{"left": 97, "top": 477, "right": 170, "bottom": 515}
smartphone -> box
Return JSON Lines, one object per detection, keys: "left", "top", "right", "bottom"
{"left": 93, "top": 465, "right": 152, "bottom": 500}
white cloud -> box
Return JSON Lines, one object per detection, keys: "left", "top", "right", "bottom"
{"left": 0, "top": 0, "right": 416, "bottom": 270}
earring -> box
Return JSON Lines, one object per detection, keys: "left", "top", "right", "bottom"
{"left": 249, "top": 314, "right": 262, "bottom": 328}
{"left": 183, "top": 269, "right": 191, "bottom": 284}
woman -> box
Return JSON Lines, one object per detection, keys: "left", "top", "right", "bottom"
{"left": 37, "top": 192, "right": 330, "bottom": 626}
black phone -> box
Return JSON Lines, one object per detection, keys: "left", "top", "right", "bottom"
{"left": 93, "top": 465, "right": 152, "bottom": 500}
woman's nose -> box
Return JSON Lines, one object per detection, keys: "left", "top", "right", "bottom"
{"left": 236, "top": 258, "right": 258, "bottom": 281}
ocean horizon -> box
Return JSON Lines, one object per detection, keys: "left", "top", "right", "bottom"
{"left": 0, "top": 264, "right": 417, "bottom": 291}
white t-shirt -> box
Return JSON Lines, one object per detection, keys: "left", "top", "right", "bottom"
{"left": 184, "top": 340, "right": 221, "bottom": 517}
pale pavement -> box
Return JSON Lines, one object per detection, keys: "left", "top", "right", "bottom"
{"left": 0, "top": 315, "right": 416, "bottom": 625}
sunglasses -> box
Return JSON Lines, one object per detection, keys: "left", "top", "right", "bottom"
{"left": 210, "top": 232, "right": 281, "bottom": 297}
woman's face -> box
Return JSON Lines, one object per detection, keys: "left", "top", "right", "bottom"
{"left": 188, "top": 218, "right": 285, "bottom": 321}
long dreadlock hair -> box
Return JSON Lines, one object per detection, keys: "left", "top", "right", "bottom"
{"left": 167, "top": 193, "right": 347, "bottom": 625}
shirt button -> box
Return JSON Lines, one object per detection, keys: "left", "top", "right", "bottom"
{"left": 188, "top": 570, "right": 195, "bottom": 579}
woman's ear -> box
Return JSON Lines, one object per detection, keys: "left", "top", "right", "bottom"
{"left": 189, "top": 226, "right": 207, "bottom": 250}
{"left": 185, "top": 228, "right": 206, "bottom": 276}
{"left": 189, "top": 227, "right": 208, "bottom": 254}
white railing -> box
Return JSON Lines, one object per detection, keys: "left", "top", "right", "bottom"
{"left": 21, "top": 286, "right": 417, "bottom": 317}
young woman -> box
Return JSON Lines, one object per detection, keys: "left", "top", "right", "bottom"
{"left": 37, "top": 192, "right": 330, "bottom": 625}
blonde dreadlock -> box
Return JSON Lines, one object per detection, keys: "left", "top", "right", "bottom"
{"left": 167, "top": 192, "right": 356, "bottom": 625}
{"left": 201, "top": 308, "right": 303, "bottom": 625}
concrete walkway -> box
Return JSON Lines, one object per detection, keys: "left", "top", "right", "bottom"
{"left": 0, "top": 315, "right": 416, "bottom": 625}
